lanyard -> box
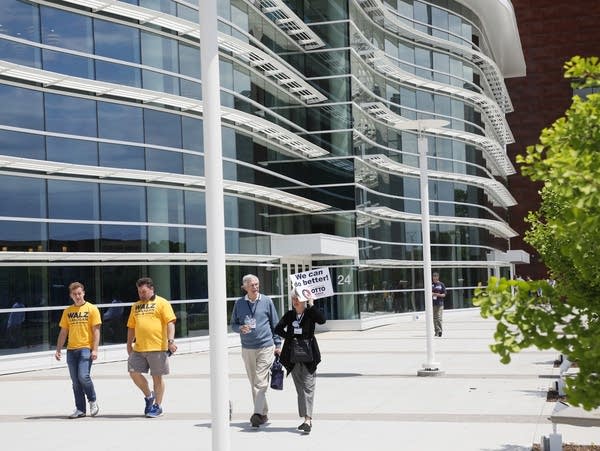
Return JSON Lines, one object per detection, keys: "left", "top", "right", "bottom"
{"left": 247, "top": 298, "right": 259, "bottom": 317}
{"left": 292, "top": 312, "right": 304, "bottom": 327}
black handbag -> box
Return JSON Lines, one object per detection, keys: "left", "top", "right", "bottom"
{"left": 290, "top": 337, "right": 313, "bottom": 363}
{"left": 270, "top": 355, "right": 284, "bottom": 390}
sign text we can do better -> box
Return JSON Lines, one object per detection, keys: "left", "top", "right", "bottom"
{"left": 289, "top": 267, "right": 334, "bottom": 299}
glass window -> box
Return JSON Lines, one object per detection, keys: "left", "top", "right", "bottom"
{"left": 148, "top": 188, "right": 184, "bottom": 224}
{"left": 0, "top": 1, "right": 40, "bottom": 42}
{"left": 98, "top": 102, "right": 144, "bottom": 142}
{"left": 40, "top": 6, "right": 93, "bottom": 53}
{"left": 146, "top": 149, "right": 183, "bottom": 173}
{"left": 44, "top": 93, "right": 97, "bottom": 137}
{"left": 184, "top": 191, "right": 205, "bottom": 225}
{"left": 182, "top": 116, "right": 203, "bottom": 152}
{"left": 48, "top": 180, "right": 99, "bottom": 220}
{"left": 0, "top": 85, "right": 44, "bottom": 130}
{"left": 100, "top": 224, "right": 147, "bottom": 252}
{"left": 46, "top": 137, "right": 97, "bottom": 165}
{"left": 42, "top": 50, "right": 94, "bottom": 78}
{"left": 0, "top": 176, "right": 45, "bottom": 217}
{"left": 94, "top": 19, "right": 141, "bottom": 63}
{"left": 0, "top": 38, "right": 42, "bottom": 67}
{"left": 142, "top": 70, "right": 180, "bottom": 95}
{"left": 96, "top": 61, "right": 142, "bottom": 87}
{"left": 183, "top": 154, "right": 203, "bottom": 176}
{"left": 100, "top": 184, "right": 146, "bottom": 222}
{"left": 178, "top": 43, "right": 201, "bottom": 78}
{"left": 0, "top": 130, "right": 45, "bottom": 159}
{"left": 141, "top": 32, "right": 178, "bottom": 72}
{"left": 144, "top": 109, "right": 182, "bottom": 147}
{"left": 99, "top": 143, "right": 145, "bottom": 170}
{"left": 48, "top": 223, "right": 98, "bottom": 252}
{"left": 0, "top": 221, "right": 46, "bottom": 252}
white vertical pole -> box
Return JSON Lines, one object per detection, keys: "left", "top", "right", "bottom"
{"left": 199, "top": 2, "right": 230, "bottom": 450}
{"left": 418, "top": 133, "right": 438, "bottom": 371}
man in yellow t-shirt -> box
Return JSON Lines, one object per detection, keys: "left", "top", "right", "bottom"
{"left": 127, "top": 277, "right": 177, "bottom": 418}
{"left": 55, "top": 282, "right": 102, "bottom": 419}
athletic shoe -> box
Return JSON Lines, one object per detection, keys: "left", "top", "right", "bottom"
{"left": 89, "top": 401, "right": 99, "bottom": 417}
{"left": 298, "top": 422, "right": 311, "bottom": 434}
{"left": 250, "top": 413, "right": 262, "bottom": 427}
{"left": 68, "top": 409, "right": 86, "bottom": 419}
{"left": 146, "top": 403, "right": 163, "bottom": 418}
{"left": 144, "top": 391, "right": 155, "bottom": 415}
{"left": 259, "top": 414, "right": 268, "bottom": 424}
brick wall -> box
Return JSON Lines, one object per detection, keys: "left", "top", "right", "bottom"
{"left": 505, "top": 0, "right": 600, "bottom": 279}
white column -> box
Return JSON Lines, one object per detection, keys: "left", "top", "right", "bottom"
{"left": 199, "top": 2, "right": 230, "bottom": 450}
{"left": 418, "top": 134, "right": 439, "bottom": 372}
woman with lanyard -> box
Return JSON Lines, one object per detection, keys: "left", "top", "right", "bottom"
{"left": 275, "top": 287, "right": 326, "bottom": 434}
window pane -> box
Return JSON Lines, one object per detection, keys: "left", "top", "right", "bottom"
{"left": 99, "top": 143, "right": 145, "bottom": 170}
{"left": 184, "top": 191, "right": 205, "bottom": 225}
{"left": 144, "top": 109, "right": 182, "bottom": 147}
{"left": 42, "top": 49, "right": 94, "bottom": 78}
{"left": 48, "top": 223, "right": 98, "bottom": 252}
{"left": 48, "top": 180, "right": 99, "bottom": 220}
{"left": 0, "top": 130, "right": 45, "bottom": 159}
{"left": 98, "top": 102, "right": 144, "bottom": 142}
{"left": 100, "top": 224, "right": 147, "bottom": 252}
{"left": 0, "top": 221, "right": 46, "bottom": 252}
{"left": 148, "top": 188, "right": 184, "bottom": 224}
{"left": 44, "top": 93, "right": 97, "bottom": 137}
{"left": 0, "top": 85, "right": 44, "bottom": 129}
{"left": 94, "top": 19, "right": 141, "bottom": 63}
{"left": 95, "top": 61, "right": 142, "bottom": 87}
{"left": 100, "top": 184, "right": 146, "bottom": 221}
{"left": 40, "top": 6, "right": 93, "bottom": 53}
{"left": 0, "top": 175, "right": 45, "bottom": 216}
{"left": 141, "top": 32, "right": 178, "bottom": 72}
{"left": 46, "top": 137, "right": 98, "bottom": 165}
{"left": 0, "top": 1, "right": 40, "bottom": 42}
{"left": 146, "top": 149, "right": 183, "bottom": 173}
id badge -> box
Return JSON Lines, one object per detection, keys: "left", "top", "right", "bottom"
{"left": 294, "top": 327, "right": 303, "bottom": 335}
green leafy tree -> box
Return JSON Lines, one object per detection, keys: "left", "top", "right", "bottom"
{"left": 473, "top": 56, "right": 600, "bottom": 409}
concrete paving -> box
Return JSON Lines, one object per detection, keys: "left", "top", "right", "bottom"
{"left": 1, "top": 309, "right": 598, "bottom": 450}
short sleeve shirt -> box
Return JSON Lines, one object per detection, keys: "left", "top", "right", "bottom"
{"left": 59, "top": 302, "right": 102, "bottom": 350}
{"left": 127, "top": 295, "right": 176, "bottom": 352}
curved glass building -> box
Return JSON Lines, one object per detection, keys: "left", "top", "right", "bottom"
{"left": 0, "top": 0, "right": 525, "bottom": 356}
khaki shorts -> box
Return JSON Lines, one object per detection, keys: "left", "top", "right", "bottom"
{"left": 128, "top": 351, "right": 170, "bottom": 376}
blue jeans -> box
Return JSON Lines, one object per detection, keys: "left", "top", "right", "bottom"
{"left": 66, "top": 348, "right": 96, "bottom": 412}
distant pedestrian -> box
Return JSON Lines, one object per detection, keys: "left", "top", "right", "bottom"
{"left": 432, "top": 272, "right": 447, "bottom": 337}
{"left": 127, "top": 277, "right": 177, "bottom": 418}
{"left": 275, "top": 288, "right": 326, "bottom": 434}
{"left": 230, "top": 274, "right": 281, "bottom": 428}
{"left": 54, "top": 282, "right": 102, "bottom": 418}
{"left": 6, "top": 298, "right": 25, "bottom": 347}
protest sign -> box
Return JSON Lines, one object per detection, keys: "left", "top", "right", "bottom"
{"left": 288, "top": 267, "right": 334, "bottom": 299}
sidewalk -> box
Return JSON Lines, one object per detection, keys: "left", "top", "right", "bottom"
{"left": 0, "top": 309, "right": 597, "bottom": 450}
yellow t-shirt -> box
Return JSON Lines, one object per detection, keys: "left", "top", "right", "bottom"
{"left": 59, "top": 302, "right": 102, "bottom": 350}
{"left": 127, "top": 295, "right": 176, "bottom": 352}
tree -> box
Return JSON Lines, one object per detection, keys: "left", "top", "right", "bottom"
{"left": 473, "top": 56, "right": 600, "bottom": 410}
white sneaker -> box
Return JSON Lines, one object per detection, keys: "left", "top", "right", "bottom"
{"left": 69, "top": 409, "right": 85, "bottom": 419}
{"left": 89, "top": 401, "right": 99, "bottom": 417}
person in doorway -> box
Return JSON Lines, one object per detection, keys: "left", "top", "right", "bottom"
{"left": 55, "top": 282, "right": 102, "bottom": 419}
{"left": 432, "top": 272, "right": 447, "bottom": 337}
{"left": 275, "top": 288, "right": 326, "bottom": 434}
{"left": 127, "top": 277, "right": 177, "bottom": 418}
{"left": 230, "top": 274, "right": 281, "bottom": 428}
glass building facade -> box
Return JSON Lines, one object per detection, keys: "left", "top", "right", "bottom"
{"left": 0, "top": 0, "right": 524, "bottom": 355}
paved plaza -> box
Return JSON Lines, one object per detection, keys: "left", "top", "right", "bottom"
{"left": 0, "top": 309, "right": 598, "bottom": 450}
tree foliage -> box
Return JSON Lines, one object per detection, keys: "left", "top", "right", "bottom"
{"left": 473, "top": 56, "right": 600, "bottom": 410}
